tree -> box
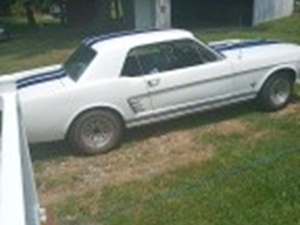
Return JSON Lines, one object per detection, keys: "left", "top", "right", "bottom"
{"left": 57, "top": 0, "right": 67, "bottom": 25}
{"left": 23, "top": 0, "right": 37, "bottom": 26}
{"left": 0, "top": 0, "right": 13, "bottom": 16}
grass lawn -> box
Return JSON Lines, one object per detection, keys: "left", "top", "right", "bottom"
{"left": 1, "top": 13, "right": 300, "bottom": 225}
{"left": 0, "top": 17, "right": 84, "bottom": 74}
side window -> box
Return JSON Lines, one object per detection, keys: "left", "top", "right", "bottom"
{"left": 194, "top": 41, "right": 219, "bottom": 63}
{"left": 172, "top": 40, "right": 203, "bottom": 68}
{"left": 167, "top": 39, "right": 218, "bottom": 70}
{"left": 121, "top": 39, "right": 220, "bottom": 77}
{"left": 122, "top": 44, "right": 170, "bottom": 77}
{"left": 121, "top": 55, "right": 142, "bottom": 77}
{"left": 135, "top": 45, "right": 170, "bottom": 75}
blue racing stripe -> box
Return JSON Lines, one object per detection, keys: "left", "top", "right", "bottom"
{"left": 83, "top": 29, "right": 163, "bottom": 47}
{"left": 210, "top": 40, "right": 279, "bottom": 52}
{"left": 17, "top": 69, "right": 65, "bottom": 87}
{"left": 17, "top": 68, "right": 65, "bottom": 85}
{"left": 17, "top": 72, "right": 67, "bottom": 89}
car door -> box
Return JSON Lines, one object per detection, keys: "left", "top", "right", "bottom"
{"left": 135, "top": 39, "right": 235, "bottom": 116}
{"left": 119, "top": 50, "right": 154, "bottom": 117}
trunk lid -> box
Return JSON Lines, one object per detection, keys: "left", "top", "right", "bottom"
{"left": 0, "top": 64, "right": 67, "bottom": 102}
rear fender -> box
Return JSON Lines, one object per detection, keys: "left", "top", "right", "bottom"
{"left": 64, "top": 103, "right": 126, "bottom": 137}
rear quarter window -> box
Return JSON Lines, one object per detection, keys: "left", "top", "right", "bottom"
{"left": 64, "top": 45, "right": 97, "bottom": 81}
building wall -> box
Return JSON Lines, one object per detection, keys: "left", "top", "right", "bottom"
{"left": 134, "top": 0, "right": 155, "bottom": 29}
{"left": 134, "top": 0, "right": 171, "bottom": 29}
{"left": 155, "top": 0, "right": 171, "bottom": 29}
{"left": 134, "top": 0, "right": 295, "bottom": 30}
{"left": 253, "top": 0, "right": 294, "bottom": 25}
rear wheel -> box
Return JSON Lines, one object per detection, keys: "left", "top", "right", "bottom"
{"left": 69, "top": 109, "right": 124, "bottom": 155}
{"left": 258, "top": 73, "right": 294, "bottom": 111}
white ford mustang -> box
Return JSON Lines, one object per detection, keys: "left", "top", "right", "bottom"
{"left": 2, "top": 29, "right": 300, "bottom": 154}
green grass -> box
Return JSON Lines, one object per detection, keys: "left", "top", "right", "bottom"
{"left": 196, "top": 13, "right": 300, "bottom": 43}
{"left": 1, "top": 12, "right": 300, "bottom": 225}
{"left": 0, "top": 17, "right": 84, "bottom": 74}
{"left": 54, "top": 102, "right": 300, "bottom": 225}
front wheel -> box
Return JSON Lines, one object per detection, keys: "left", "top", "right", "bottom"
{"left": 68, "top": 109, "right": 124, "bottom": 155}
{"left": 258, "top": 73, "right": 294, "bottom": 111}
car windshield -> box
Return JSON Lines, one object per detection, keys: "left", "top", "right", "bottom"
{"left": 64, "top": 45, "right": 97, "bottom": 81}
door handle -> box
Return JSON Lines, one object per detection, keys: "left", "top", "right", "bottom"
{"left": 147, "top": 79, "right": 160, "bottom": 87}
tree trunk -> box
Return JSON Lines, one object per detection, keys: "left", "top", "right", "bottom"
{"left": 96, "top": 0, "right": 112, "bottom": 32}
{"left": 0, "top": 0, "right": 11, "bottom": 16}
{"left": 57, "top": 0, "right": 67, "bottom": 25}
{"left": 24, "top": 1, "right": 37, "bottom": 27}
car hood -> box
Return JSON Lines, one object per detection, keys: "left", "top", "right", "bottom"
{"left": 209, "top": 39, "right": 300, "bottom": 60}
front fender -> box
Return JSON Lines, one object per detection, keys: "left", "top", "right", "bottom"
{"left": 256, "top": 63, "right": 299, "bottom": 91}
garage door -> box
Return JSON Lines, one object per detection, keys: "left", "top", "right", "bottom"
{"left": 172, "top": 0, "right": 254, "bottom": 28}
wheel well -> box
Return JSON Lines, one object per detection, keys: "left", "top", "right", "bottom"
{"left": 259, "top": 68, "right": 297, "bottom": 96}
{"left": 268, "top": 68, "right": 297, "bottom": 83}
{"left": 65, "top": 107, "right": 125, "bottom": 140}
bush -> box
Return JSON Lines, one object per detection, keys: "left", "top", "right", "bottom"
{"left": 11, "top": 1, "right": 25, "bottom": 16}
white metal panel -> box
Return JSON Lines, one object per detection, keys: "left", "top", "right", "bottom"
{"left": 134, "top": 0, "right": 171, "bottom": 30}
{"left": 0, "top": 90, "right": 42, "bottom": 225}
{"left": 145, "top": 59, "right": 234, "bottom": 113}
{"left": 220, "top": 42, "right": 300, "bottom": 93}
{"left": 134, "top": 0, "right": 155, "bottom": 29}
{"left": 253, "top": 0, "right": 294, "bottom": 25}
{"left": 155, "top": 0, "right": 171, "bottom": 29}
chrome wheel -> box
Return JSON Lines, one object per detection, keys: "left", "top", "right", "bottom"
{"left": 81, "top": 117, "right": 114, "bottom": 149}
{"left": 69, "top": 109, "right": 124, "bottom": 155}
{"left": 269, "top": 78, "right": 291, "bottom": 107}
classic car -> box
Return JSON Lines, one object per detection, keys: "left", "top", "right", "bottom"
{"left": 2, "top": 29, "right": 300, "bottom": 154}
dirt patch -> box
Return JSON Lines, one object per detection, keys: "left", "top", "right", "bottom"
{"left": 203, "top": 120, "right": 250, "bottom": 136}
{"left": 271, "top": 102, "right": 300, "bottom": 118}
{"left": 36, "top": 119, "right": 254, "bottom": 206}
{"left": 37, "top": 127, "right": 214, "bottom": 206}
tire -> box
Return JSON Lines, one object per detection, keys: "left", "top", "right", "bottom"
{"left": 68, "top": 109, "right": 124, "bottom": 155}
{"left": 258, "top": 73, "right": 294, "bottom": 111}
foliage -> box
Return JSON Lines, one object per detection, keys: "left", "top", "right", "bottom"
{"left": 0, "top": 0, "right": 14, "bottom": 15}
{"left": 0, "top": 0, "right": 57, "bottom": 16}
{"left": 11, "top": 1, "right": 25, "bottom": 16}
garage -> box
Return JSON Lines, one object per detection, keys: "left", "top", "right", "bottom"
{"left": 133, "top": 0, "right": 294, "bottom": 30}
{"left": 65, "top": 0, "right": 295, "bottom": 31}
{"left": 171, "top": 0, "right": 254, "bottom": 28}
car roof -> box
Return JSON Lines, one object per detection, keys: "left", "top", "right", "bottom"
{"left": 82, "top": 29, "right": 195, "bottom": 50}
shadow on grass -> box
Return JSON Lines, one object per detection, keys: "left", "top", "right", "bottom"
{"left": 127, "top": 94, "right": 300, "bottom": 143}
{"left": 30, "top": 141, "right": 72, "bottom": 162}
{"left": 30, "top": 100, "right": 259, "bottom": 162}
{"left": 125, "top": 101, "right": 258, "bottom": 143}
